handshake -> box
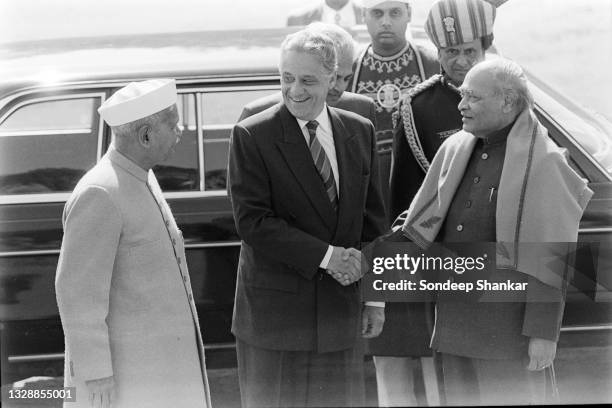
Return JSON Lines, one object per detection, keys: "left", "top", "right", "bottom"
{"left": 326, "top": 246, "right": 364, "bottom": 286}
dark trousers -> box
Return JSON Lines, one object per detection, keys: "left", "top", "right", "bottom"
{"left": 440, "top": 353, "right": 546, "bottom": 406}
{"left": 236, "top": 338, "right": 365, "bottom": 408}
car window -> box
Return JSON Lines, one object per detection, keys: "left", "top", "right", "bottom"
{"left": 201, "top": 88, "right": 277, "bottom": 191}
{"left": 0, "top": 96, "right": 101, "bottom": 195}
{"left": 530, "top": 82, "right": 612, "bottom": 178}
{"left": 152, "top": 93, "right": 200, "bottom": 192}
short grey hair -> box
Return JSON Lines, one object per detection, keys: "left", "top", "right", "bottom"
{"left": 305, "top": 22, "right": 356, "bottom": 64}
{"left": 485, "top": 58, "right": 534, "bottom": 112}
{"left": 112, "top": 105, "right": 175, "bottom": 141}
{"left": 280, "top": 29, "right": 338, "bottom": 75}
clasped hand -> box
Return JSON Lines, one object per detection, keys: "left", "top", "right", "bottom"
{"left": 326, "top": 246, "right": 362, "bottom": 286}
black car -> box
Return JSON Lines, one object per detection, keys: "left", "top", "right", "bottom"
{"left": 0, "top": 26, "right": 611, "bottom": 404}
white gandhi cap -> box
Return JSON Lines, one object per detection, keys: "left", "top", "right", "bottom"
{"left": 362, "top": 0, "right": 411, "bottom": 9}
{"left": 98, "top": 78, "right": 177, "bottom": 126}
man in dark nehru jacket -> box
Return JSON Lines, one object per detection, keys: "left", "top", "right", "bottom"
{"left": 351, "top": 0, "right": 439, "bottom": 209}
{"left": 392, "top": 58, "right": 593, "bottom": 405}
{"left": 238, "top": 22, "right": 376, "bottom": 126}
{"left": 229, "top": 28, "right": 387, "bottom": 408}
{"left": 368, "top": 0, "right": 498, "bottom": 405}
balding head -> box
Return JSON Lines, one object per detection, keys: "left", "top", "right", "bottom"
{"left": 471, "top": 59, "right": 533, "bottom": 112}
{"left": 458, "top": 58, "right": 532, "bottom": 137}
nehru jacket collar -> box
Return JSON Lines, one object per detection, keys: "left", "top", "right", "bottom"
{"left": 483, "top": 119, "right": 515, "bottom": 145}
{"left": 107, "top": 145, "right": 149, "bottom": 183}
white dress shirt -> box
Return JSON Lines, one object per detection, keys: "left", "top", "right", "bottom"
{"left": 321, "top": 1, "right": 357, "bottom": 27}
{"left": 295, "top": 107, "right": 384, "bottom": 307}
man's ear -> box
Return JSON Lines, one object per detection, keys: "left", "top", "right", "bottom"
{"left": 406, "top": 3, "right": 412, "bottom": 22}
{"left": 137, "top": 125, "right": 151, "bottom": 147}
{"left": 329, "top": 72, "right": 337, "bottom": 88}
{"left": 501, "top": 91, "right": 517, "bottom": 114}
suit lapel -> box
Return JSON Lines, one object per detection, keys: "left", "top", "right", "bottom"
{"left": 276, "top": 105, "right": 337, "bottom": 232}
{"left": 329, "top": 107, "right": 362, "bottom": 241}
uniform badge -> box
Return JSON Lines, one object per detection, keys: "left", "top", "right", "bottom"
{"left": 443, "top": 16, "right": 456, "bottom": 32}
{"left": 443, "top": 16, "right": 457, "bottom": 45}
{"left": 377, "top": 83, "right": 402, "bottom": 109}
{"left": 437, "top": 128, "right": 461, "bottom": 140}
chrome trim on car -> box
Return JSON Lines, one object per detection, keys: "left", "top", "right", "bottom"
{"left": 0, "top": 189, "right": 229, "bottom": 205}
{"left": 203, "top": 342, "right": 237, "bottom": 351}
{"left": 0, "top": 249, "right": 62, "bottom": 257}
{"left": 0, "top": 129, "right": 91, "bottom": 137}
{"left": 96, "top": 94, "right": 107, "bottom": 161}
{"left": 196, "top": 92, "right": 206, "bottom": 191}
{"left": 579, "top": 227, "right": 612, "bottom": 234}
{"left": 560, "top": 324, "right": 612, "bottom": 332}
{"left": 184, "top": 241, "right": 242, "bottom": 249}
{"left": 0, "top": 241, "right": 241, "bottom": 257}
{"left": 7, "top": 342, "right": 237, "bottom": 364}
{"left": 0, "top": 192, "right": 72, "bottom": 205}
{"left": 163, "top": 190, "right": 227, "bottom": 199}
{"left": 8, "top": 353, "right": 65, "bottom": 363}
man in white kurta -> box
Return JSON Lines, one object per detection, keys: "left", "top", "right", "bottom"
{"left": 55, "top": 79, "right": 211, "bottom": 408}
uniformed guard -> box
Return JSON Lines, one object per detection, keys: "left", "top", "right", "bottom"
{"left": 351, "top": 0, "right": 439, "bottom": 209}
{"left": 389, "top": 0, "right": 497, "bottom": 220}
{"left": 368, "top": 1, "right": 498, "bottom": 405}
{"left": 55, "top": 79, "right": 211, "bottom": 408}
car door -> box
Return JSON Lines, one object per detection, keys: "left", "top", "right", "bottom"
{"left": 0, "top": 89, "right": 106, "bottom": 381}
{"left": 530, "top": 73, "right": 612, "bottom": 338}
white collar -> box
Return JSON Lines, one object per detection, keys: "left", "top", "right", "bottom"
{"left": 295, "top": 104, "right": 332, "bottom": 134}
{"left": 322, "top": 1, "right": 352, "bottom": 14}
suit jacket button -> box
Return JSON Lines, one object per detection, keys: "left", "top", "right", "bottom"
{"left": 456, "top": 224, "right": 464, "bottom": 232}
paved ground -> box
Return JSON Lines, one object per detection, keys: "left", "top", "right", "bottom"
{"left": 2, "top": 344, "right": 611, "bottom": 407}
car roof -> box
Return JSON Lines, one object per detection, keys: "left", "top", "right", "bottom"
{"left": 0, "top": 26, "right": 433, "bottom": 97}
{"left": 0, "top": 28, "right": 295, "bottom": 96}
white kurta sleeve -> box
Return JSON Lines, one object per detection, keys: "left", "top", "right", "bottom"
{"left": 55, "top": 185, "right": 121, "bottom": 381}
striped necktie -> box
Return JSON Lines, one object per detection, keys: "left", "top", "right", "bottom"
{"left": 306, "top": 120, "right": 338, "bottom": 211}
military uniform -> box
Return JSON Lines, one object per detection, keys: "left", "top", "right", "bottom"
{"left": 351, "top": 42, "right": 438, "bottom": 205}
{"left": 389, "top": 74, "right": 462, "bottom": 220}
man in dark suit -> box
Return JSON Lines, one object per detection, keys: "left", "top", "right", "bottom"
{"left": 238, "top": 23, "right": 376, "bottom": 127}
{"left": 287, "top": 0, "right": 365, "bottom": 27}
{"left": 228, "top": 29, "right": 387, "bottom": 408}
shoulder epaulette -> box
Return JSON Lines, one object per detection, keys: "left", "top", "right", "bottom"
{"left": 406, "top": 74, "right": 443, "bottom": 102}
{"left": 392, "top": 75, "right": 442, "bottom": 130}
{"left": 397, "top": 74, "right": 443, "bottom": 174}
